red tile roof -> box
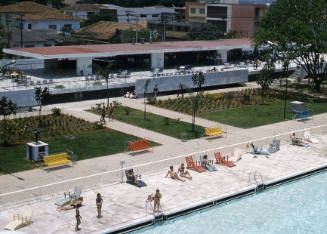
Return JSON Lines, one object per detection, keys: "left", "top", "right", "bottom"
{"left": 6, "top": 39, "right": 252, "bottom": 58}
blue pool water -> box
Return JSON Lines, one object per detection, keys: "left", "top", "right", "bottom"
{"left": 133, "top": 171, "right": 327, "bottom": 234}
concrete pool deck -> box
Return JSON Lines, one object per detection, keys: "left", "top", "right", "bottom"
{"left": 0, "top": 134, "right": 327, "bottom": 233}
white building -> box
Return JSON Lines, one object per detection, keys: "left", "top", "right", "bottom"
{"left": 104, "top": 4, "right": 175, "bottom": 23}
{"left": 0, "top": 1, "right": 81, "bottom": 33}
{"left": 62, "top": 4, "right": 105, "bottom": 19}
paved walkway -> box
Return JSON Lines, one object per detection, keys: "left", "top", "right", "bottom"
{"left": 1, "top": 85, "right": 327, "bottom": 233}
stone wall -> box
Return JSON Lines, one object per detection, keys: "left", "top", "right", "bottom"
{"left": 135, "top": 69, "right": 248, "bottom": 96}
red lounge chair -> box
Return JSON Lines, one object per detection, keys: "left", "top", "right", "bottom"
{"left": 186, "top": 156, "right": 206, "bottom": 173}
{"left": 128, "top": 139, "right": 152, "bottom": 152}
{"left": 214, "top": 152, "right": 235, "bottom": 167}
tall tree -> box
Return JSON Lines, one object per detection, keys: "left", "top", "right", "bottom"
{"left": 257, "top": 59, "right": 275, "bottom": 104}
{"left": 192, "top": 71, "right": 206, "bottom": 94}
{"left": 96, "top": 63, "right": 112, "bottom": 109}
{"left": 187, "top": 23, "right": 224, "bottom": 41}
{"left": 143, "top": 79, "right": 150, "bottom": 120}
{"left": 34, "top": 87, "right": 50, "bottom": 128}
{"left": 253, "top": 0, "right": 327, "bottom": 92}
{"left": 0, "top": 96, "right": 17, "bottom": 146}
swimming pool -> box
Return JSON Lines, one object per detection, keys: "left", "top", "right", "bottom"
{"left": 133, "top": 170, "right": 327, "bottom": 234}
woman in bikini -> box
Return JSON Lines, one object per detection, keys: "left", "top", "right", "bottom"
{"left": 96, "top": 193, "right": 103, "bottom": 218}
{"left": 178, "top": 163, "right": 192, "bottom": 180}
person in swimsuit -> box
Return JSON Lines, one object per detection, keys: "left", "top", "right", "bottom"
{"left": 165, "top": 166, "right": 185, "bottom": 182}
{"left": 153, "top": 189, "right": 162, "bottom": 213}
{"left": 178, "top": 163, "right": 192, "bottom": 180}
{"left": 127, "top": 169, "right": 140, "bottom": 186}
{"left": 108, "top": 103, "right": 114, "bottom": 121}
{"left": 291, "top": 132, "right": 307, "bottom": 146}
{"left": 201, "top": 155, "right": 217, "bottom": 171}
{"left": 96, "top": 193, "right": 103, "bottom": 218}
{"left": 75, "top": 204, "right": 82, "bottom": 231}
{"left": 57, "top": 197, "right": 83, "bottom": 211}
{"left": 100, "top": 105, "right": 106, "bottom": 124}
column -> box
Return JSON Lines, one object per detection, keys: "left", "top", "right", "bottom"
{"left": 76, "top": 57, "right": 92, "bottom": 76}
{"left": 217, "top": 49, "right": 228, "bottom": 63}
{"left": 151, "top": 53, "right": 164, "bottom": 69}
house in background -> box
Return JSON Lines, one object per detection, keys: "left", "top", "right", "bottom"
{"left": 0, "top": 1, "right": 81, "bottom": 33}
{"left": 73, "top": 21, "right": 147, "bottom": 43}
{"left": 61, "top": 4, "right": 118, "bottom": 20}
{"left": 10, "top": 29, "right": 60, "bottom": 48}
{"left": 185, "top": 0, "right": 272, "bottom": 37}
{"left": 103, "top": 4, "right": 175, "bottom": 24}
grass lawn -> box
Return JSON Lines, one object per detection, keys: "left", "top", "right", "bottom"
{"left": 0, "top": 117, "right": 159, "bottom": 174}
{"left": 89, "top": 106, "right": 204, "bottom": 140}
{"left": 199, "top": 98, "right": 327, "bottom": 128}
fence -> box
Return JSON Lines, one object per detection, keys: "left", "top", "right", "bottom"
{"left": 0, "top": 124, "right": 327, "bottom": 211}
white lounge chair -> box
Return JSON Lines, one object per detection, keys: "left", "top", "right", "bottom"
{"left": 4, "top": 208, "right": 33, "bottom": 230}
{"left": 304, "top": 131, "right": 319, "bottom": 143}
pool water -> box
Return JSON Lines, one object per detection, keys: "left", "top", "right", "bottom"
{"left": 133, "top": 171, "right": 327, "bottom": 234}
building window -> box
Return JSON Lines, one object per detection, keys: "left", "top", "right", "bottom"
{"left": 190, "top": 8, "right": 196, "bottom": 14}
{"left": 24, "top": 44, "right": 34, "bottom": 48}
{"left": 62, "top": 24, "right": 72, "bottom": 31}
{"left": 152, "top": 14, "right": 159, "bottom": 18}
{"left": 48, "top": 25, "right": 57, "bottom": 30}
{"left": 87, "top": 11, "right": 95, "bottom": 18}
{"left": 44, "top": 43, "right": 52, "bottom": 47}
{"left": 199, "top": 8, "right": 205, "bottom": 14}
{"left": 140, "top": 14, "right": 147, "bottom": 18}
{"left": 28, "top": 24, "right": 32, "bottom": 30}
{"left": 255, "top": 8, "right": 261, "bottom": 21}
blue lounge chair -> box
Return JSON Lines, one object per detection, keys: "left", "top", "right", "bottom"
{"left": 125, "top": 169, "right": 146, "bottom": 187}
{"left": 268, "top": 139, "right": 280, "bottom": 154}
{"left": 249, "top": 143, "right": 270, "bottom": 155}
{"left": 200, "top": 155, "right": 217, "bottom": 172}
{"left": 55, "top": 186, "right": 82, "bottom": 206}
{"left": 295, "top": 110, "right": 311, "bottom": 119}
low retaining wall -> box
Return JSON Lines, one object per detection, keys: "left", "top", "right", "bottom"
{"left": 135, "top": 69, "right": 248, "bottom": 96}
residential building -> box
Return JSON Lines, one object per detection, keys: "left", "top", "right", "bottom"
{"left": 10, "top": 29, "right": 60, "bottom": 48}
{"left": 73, "top": 21, "right": 147, "bottom": 43}
{"left": 186, "top": 1, "right": 272, "bottom": 37}
{"left": 0, "top": 1, "right": 81, "bottom": 33}
{"left": 103, "top": 5, "right": 175, "bottom": 24}
{"left": 62, "top": 4, "right": 117, "bottom": 20}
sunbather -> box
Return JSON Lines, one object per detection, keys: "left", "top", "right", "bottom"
{"left": 127, "top": 169, "right": 140, "bottom": 186}
{"left": 178, "top": 163, "right": 192, "bottom": 180}
{"left": 57, "top": 197, "right": 83, "bottom": 211}
{"left": 291, "top": 133, "right": 308, "bottom": 146}
{"left": 165, "top": 166, "right": 185, "bottom": 182}
{"left": 201, "top": 155, "right": 217, "bottom": 171}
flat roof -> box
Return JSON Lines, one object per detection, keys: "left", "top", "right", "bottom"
{"left": 3, "top": 39, "right": 252, "bottom": 59}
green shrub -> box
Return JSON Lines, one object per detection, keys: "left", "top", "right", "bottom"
{"left": 51, "top": 107, "right": 61, "bottom": 116}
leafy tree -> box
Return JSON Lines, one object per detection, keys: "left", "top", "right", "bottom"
{"left": 96, "top": 63, "right": 112, "bottom": 109}
{"left": 143, "top": 79, "right": 150, "bottom": 120}
{"left": 192, "top": 71, "right": 206, "bottom": 94}
{"left": 112, "top": 28, "right": 156, "bottom": 44}
{"left": 257, "top": 59, "right": 275, "bottom": 104}
{"left": 187, "top": 23, "right": 224, "bottom": 41}
{"left": 191, "top": 72, "right": 205, "bottom": 132}
{"left": 0, "top": 96, "right": 17, "bottom": 145}
{"left": 253, "top": 0, "right": 327, "bottom": 92}
{"left": 81, "top": 12, "right": 116, "bottom": 27}
{"left": 34, "top": 87, "right": 50, "bottom": 128}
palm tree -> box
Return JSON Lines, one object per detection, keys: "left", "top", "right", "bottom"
{"left": 34, "top": 87, "right": 49, "bottom": 128}
{"left": 143, "top": 80, "right": 150, "bottom": 120}
{"left": 0, "top": 96, "right": 17, "bottom": 145}
{"left": 95, "top": 63, "right": 112, "bottom": 109}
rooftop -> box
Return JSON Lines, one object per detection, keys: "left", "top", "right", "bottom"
{"left": 61, "top": 3, "right": 106, "bottom": 11}
{"left": 0, "top": 1, "right": 81, "bottom": 21}
{"left": 3, "top": 38, "right": 252, "bottom": 59}
{"left": 74, "top": 20, "right": 147, "bottom": 41}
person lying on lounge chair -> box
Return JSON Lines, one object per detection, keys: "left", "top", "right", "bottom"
{"left": 127, "top": 169, "right": 140, "bottom": 186}
{"left": 291, "top": 133, "right": 308, "bottom": 147}
{"left": 247, "top": 142, "right": 270, "bottom": 156}
{"left": 57, "top": 197, "right": 83, "bottom": 211}
{"left": 201, "top": 155, "right": 217, "bottom": 171}
{"left": 178, "top": 163, "right": 192, "bottom": 180}
{"left": 165, "top": 166, "right": 185, "bottom": 182}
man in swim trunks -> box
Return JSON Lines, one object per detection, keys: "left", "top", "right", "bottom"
{"left": 165, "top": 166, "right": 185, "bottom": 182}
{"left": 153, "top": 189, "right": 162, "bottom": 213}
{"left": 178, "top": 163, "right": 192, "bottom": 180}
